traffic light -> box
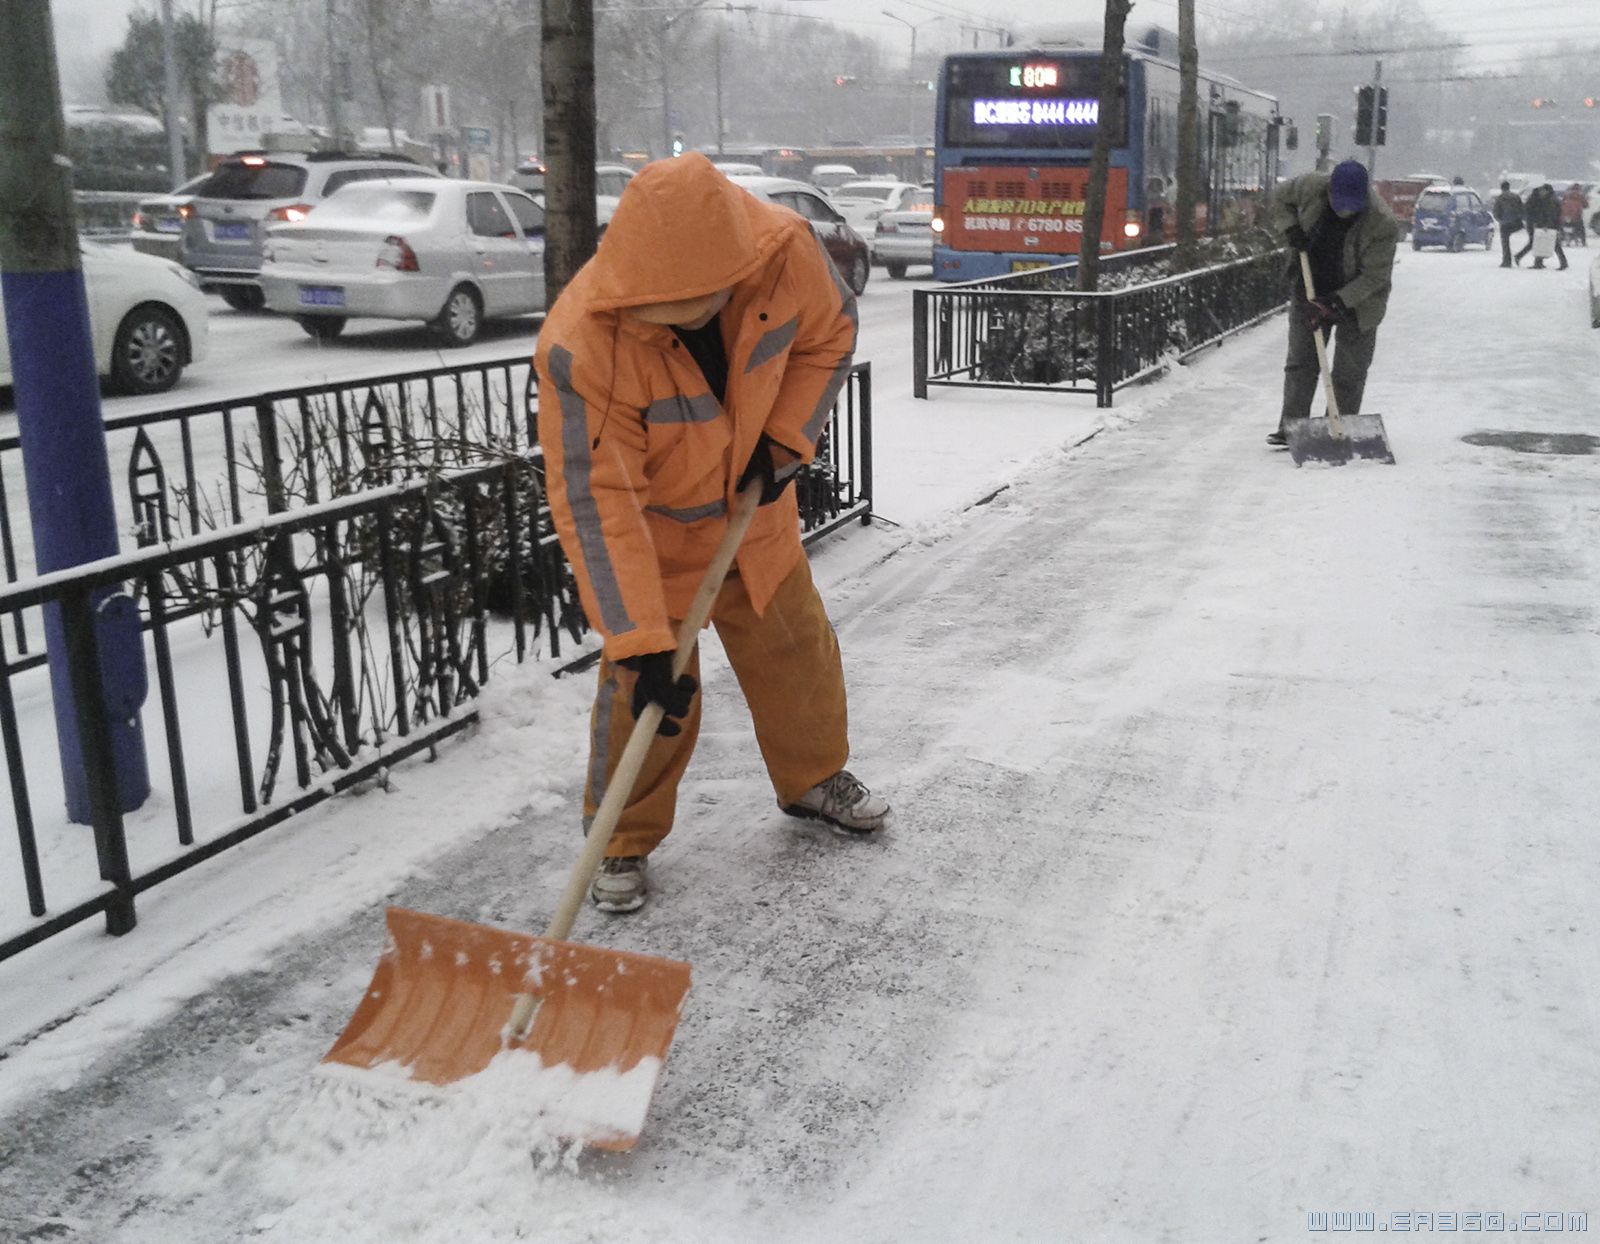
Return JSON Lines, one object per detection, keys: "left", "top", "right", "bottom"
{"left": 671, "top": 132, "right": 685, "bottom": 157}
{"left": 1374, "top": 86, "right": 1388, "bottom": 145}
{"left": 1585, "top": 97, "right": 1596, "bottom": 108}
{"left": 1531, "top": 98, "right": 1557, "bottom": 109}
{"left": 833, "top": 75, "right": 857, "bottom": 88}
{"left": 1354, "top": 84, "right": 1375, "bottom": 146}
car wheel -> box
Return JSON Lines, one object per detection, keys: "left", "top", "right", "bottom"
{"left": 296, "top": 315, "right": 347, "bottom": 341}
{"left": 433, "top": 284, "right": 482, "bottom": 347}
{"left": 219, "top": 285, "right": 266, "bottom": 313}
{"left": 1448, "top": 231, "right": 1465, "bottom": 253}
{"left": 109, "top": 304, "right": 185, "bottom": 395}
{"left": 848, "top": 253, "right": 869, "bottom": 295}
{"left": 885, "top": 261, "right": 907, "bottom": 280}
{"left": 1411, "top": 237, "right": 1422, "bottom": 251}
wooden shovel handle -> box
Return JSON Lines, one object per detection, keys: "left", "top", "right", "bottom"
{"left": 542, "top": 483, "right": 764, "bottom": 943}
{"left": 1298, "top": 249, "right": 1345, "bottom": 433}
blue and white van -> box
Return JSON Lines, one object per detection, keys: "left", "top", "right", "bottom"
{"left": 1411, "top": 185, "right": 1495, "bottom": 252}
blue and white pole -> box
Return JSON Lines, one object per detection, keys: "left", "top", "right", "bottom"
{"left": 1, "top": 0, "right": 150, "bottom": 821}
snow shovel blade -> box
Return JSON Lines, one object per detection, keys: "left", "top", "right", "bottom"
{"left": 1286, "top": 412, "right": 1396, "bottom": 466}
{"left": 322, "top": 907, "right": 692, "bottom": 1151}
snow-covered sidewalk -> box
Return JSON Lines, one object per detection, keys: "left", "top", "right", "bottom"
{"left": 2, "top": 252, "right": 1597, "bottom": 1243}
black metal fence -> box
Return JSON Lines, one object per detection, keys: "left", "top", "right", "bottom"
{"left": 913, "top": 245, "right": 1288, "bottom": 406}
{"left": 0, "top": 357, "right": 872, "bottom": 961}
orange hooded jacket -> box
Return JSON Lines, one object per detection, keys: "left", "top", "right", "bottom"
{"left": 534, "top": 154, "right": 859, "bottom": 661}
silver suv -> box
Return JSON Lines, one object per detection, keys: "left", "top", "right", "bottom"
{"left": 185, "top": 151, "right": 438, "bottom": 311}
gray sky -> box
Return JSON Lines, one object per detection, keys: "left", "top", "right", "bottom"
{"left": 56, "top": 0, "right": 1600, "bottom": 104}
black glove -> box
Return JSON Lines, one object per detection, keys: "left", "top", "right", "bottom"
{"left": 1302, "top": 297, "right": 1338, "bottom": 329}
{"left": 737, "top": 434, "right": 802, "bottom": 506}
{"left": 1284, "top": 224, "right": 1310, "bottom": 251}
{"left": 616, "top": 651, "right": 697, "bottom": 737}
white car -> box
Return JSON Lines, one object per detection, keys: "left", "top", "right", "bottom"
{"left": 259, "top": 178, "right": 546, "bottom": 346}
{"left": 871, "top": 187, "right": 936, "bottom": 278}
{"left": 828, "top": 179, "right": 925, "bottom": 243}
{"left": 809, "top": 163, "right": 860, "bottom": 191}
{"left": 0, "top": 240, "right": 210, "bottom": 395}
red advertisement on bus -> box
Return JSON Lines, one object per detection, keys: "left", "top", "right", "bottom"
{"left": 940, "top": 165, "right": 1129, "bottom": 258}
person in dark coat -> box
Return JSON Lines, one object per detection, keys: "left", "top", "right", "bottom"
{"left": 1515, "top": 184, "right": 1568, "bottom": 270}
{"left": 1265, "top": 160, "right": 1398, "bottom": 447}
{"left": 1492, "top": 181, "right": 1525, "bottom": 268}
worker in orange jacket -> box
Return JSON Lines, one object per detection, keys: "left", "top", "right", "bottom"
{"left": 534, "top": 153, "right": 889, "bottom": 913}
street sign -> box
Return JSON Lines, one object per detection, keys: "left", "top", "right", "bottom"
{"left": 422, "top": 84, "right": 452, "bottom": 132}
{"left": 460, "top": 125, "right": 492, "bottom": 152}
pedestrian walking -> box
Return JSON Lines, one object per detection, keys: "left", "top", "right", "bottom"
{"left": 1515, "top": 184, "right": 1568, "bottom": 270}
{"left": 1492, "top": 180, "right": 1525, "bottom": 268}
{"left": 534, "top": 153, "right": 889, "bottom": 914}
{"left": 1560, "top": 183, "right": 1588, "bottom": 247}
{"left": 1265, "top": 159, "right": 1399, "bottom": 448}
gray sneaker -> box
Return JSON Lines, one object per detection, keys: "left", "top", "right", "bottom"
{"left": 590, "top": 855, "right": 647, "bottom": 913}
{"left": 783, "top": 770, "right": 889, "bottom": 835}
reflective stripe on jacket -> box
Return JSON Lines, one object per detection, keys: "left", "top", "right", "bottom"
{"left": 535, "top": 154, "right": 858, "bottom": 660}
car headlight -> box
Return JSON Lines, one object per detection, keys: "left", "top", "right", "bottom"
{"left": 168, "top": 262, "right": 203, "bottom": 290}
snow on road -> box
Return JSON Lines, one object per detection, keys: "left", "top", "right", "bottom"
{"left": 1, "top": 253, "right": 1598, "bottom": 1242}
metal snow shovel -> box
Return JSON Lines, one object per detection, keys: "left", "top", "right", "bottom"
{"left": 323, "top": 484, "right": 764, "bottom": 1150}
{"left": 1285, "top": 250, "right": 1396, "bottom": 466}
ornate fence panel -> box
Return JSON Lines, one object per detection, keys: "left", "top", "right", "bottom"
{"left": 913, "top": 246, "right": 1288, "bottom": 406}
{"left": 0, "top": 358, "right": 872, "bottom": 961}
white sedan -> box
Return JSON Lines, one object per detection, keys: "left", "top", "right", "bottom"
{"left": 0, "top": 241, "right": 210, "bottom": 395}
{"left": 828, "top": 180, "right": 925, "bottom": 242}
{"left": 260, "top": 178, "right": 546, "bottom": 346}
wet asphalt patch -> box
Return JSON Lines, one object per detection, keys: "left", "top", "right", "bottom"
{"left": 1462, "top": 431, "right": 1600, "bottom": 455}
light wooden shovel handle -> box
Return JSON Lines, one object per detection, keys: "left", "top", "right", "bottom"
{"left": 1298, "top": 249, "right": 1345, "bottom": 434}
{"left": 504, "top": 485, "right": 765, "bottom": 1041}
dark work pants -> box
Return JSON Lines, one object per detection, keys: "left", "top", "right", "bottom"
{"left": 1280, "top": 309, "right": 1379, "bottom": 429}
{"left": 1500, "top": 224, "right": 1520, "bottom": 266}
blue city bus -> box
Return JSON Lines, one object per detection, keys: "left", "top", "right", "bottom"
{"left": 931, "top": 30, "right": 1282, "bottom": 280}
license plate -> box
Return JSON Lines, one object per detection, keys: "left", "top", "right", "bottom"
{"left": 214, "top": 221, "right": 251, "bottom": 241}
{"left": 1011, "top": 260, "right": 1053, "bottom": 272}
{"left": 155, "top": 217, "right": 183, "bottom": 234}
{"left": 299, "top": 286, "right": 345, "bottom": 308}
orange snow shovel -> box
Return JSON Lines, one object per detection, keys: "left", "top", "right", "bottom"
{"left": 1285, "top": 249, "right": 1396, "bottom": 466}
{"left": 323, "top": 484, "right": 764, "bottom": 1150}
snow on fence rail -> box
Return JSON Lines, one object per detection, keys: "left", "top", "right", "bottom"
{"left": 0, "top": 356, "right": 872, "bottom": 961}
{"left": 912, "top": 244, "right": 1289, "bottom": 406}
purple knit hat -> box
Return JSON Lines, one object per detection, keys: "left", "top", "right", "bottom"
{"left": 1329, "top": 160, "right": 1370, "bottom": 212}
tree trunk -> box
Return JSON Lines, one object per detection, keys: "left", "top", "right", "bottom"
{"left": 1078, "top": 0, "right": 1133, "bottom": 292}
{"left": 1174, "top": 0, "right": 1199, "bottom": 271}
{"left": 541, "top": 0, "right": 598, "bottom": 307}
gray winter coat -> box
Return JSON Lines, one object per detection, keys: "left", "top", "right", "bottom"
{"left": 1268, "top": 172, "right": 1399, "bottom": 334}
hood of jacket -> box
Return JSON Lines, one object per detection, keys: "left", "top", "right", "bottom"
{"left": 584, "top": 153, "right": 775, "bottom": 312}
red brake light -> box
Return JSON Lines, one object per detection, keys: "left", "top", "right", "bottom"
{"left": 178, "top": 203, "right": 193, "bottom": 219}
{"left": 877, "top": 220, "right": 897, "bottom": 234}
{"left": 377, "top": 235, "right": 420, "bottom": 272}
{"left": 268, "top": 203, "right": 312, "bottom": 223}
{"left": 241, "top": 155, "right": 267, "bottom": 166}
{"left": 132, "top": 210, "right": 144, "bottom": 229}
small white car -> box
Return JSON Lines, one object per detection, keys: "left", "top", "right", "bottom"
{"left": 809, "top": 163, "right": 860, "bottom": 191}
{"left": 259, "top": 178, "right": 546, "bottom": 346}
{"left": 0, "top": 240, "right": 210, "bottom": 395}
{"left": 871, "top": 187, "right": 936, "bottom": 278}
{"left": 829, "top": 179, "right": 926, "bottom": 243}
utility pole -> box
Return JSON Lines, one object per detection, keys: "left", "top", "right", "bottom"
{"left": 159, "top": 0, "right": 187, "bottom": 185}
{"left": 1174, "top": 0, "right": 1198, "bottom": 269}
{"left": 0, "top": 0, "right": 151, "bottom": 822}
{"left": 714, "top": 12, "right": 725, "bottom": 155}
{"left": 882, "top": 10, "right": 940, "bottom": 143}
{"left": 542, "top": 0, "right": 598, "bottom": 305}
{"left": 325, "top": 0, "right": 344, "bottom": 145}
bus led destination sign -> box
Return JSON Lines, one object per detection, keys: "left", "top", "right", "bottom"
{"left": 972, "top": 98, "right": 1098, "bottom": 127}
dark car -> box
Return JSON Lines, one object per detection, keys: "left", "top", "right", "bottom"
{"left": 1411, "top": 185, "right": 1495, "bottom": 252}
{"left": 184, "top": 151, "right": 438, "bottom": 310}
{"left": 726, "top": 175, "right": 872, "bottom": 294}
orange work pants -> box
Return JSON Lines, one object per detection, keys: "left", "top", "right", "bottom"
{"left": 583, "top": 554, "right": 850, "bottom": 859}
